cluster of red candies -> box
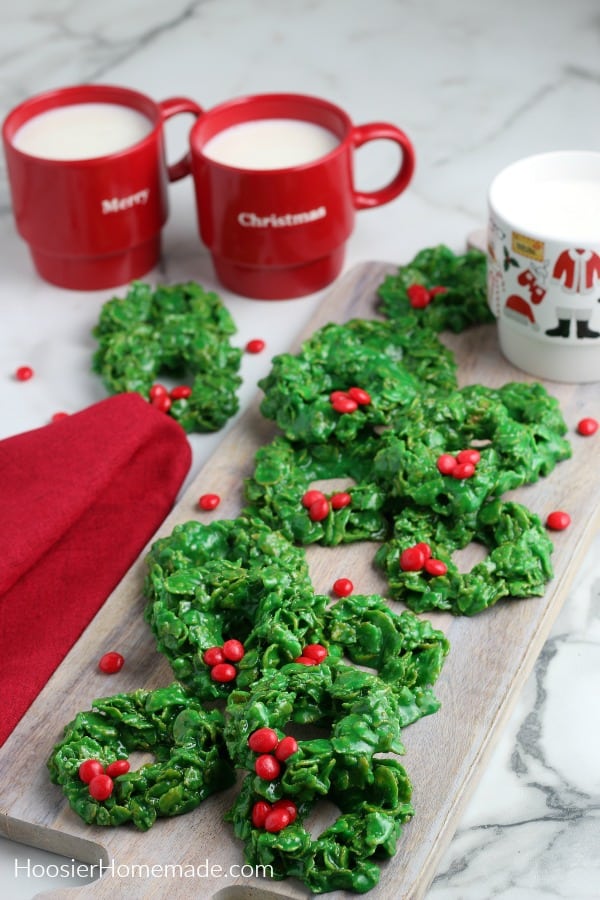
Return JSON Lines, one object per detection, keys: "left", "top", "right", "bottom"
{"left": 399, "top": 541, "right": 447, "bottom": 577}
{"left": 202, "top": 639, "right": 245, "bottom": 683}
{"left": 406, "top": 283, "right": 448, "bottom": 308}
{"left": 248, "top": 727, "right": 300, "bottom": 832}
{"left": 301, "top": 488, "right": 351, "bottom": 523}
{"left": 329, "top": 386, "right": 371, "bottom": 414}
{"left": 293, "top": 642, "right": 329, "bottom": 666}
{"left": 436, "top": 447, "right": 481, "bottom": 479}
{"left": 148, "top": 382, "right": 191, "bottom": 413}
{"left": 78, "top": 757, "right": 130, "bottom": 801}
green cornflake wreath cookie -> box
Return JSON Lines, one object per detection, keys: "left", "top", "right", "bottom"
{"left": 47, "top": 683, "right": 234, "bottom": 831}
{"left": 144, "top": 516, "right": 323, "bottom": 697}
{"left": 243, "top": 434, "right": 389, "bottom": 546}
{"left": 258, "top": 317, "right": 457, "bottom": 444}
{"left": 376, "top": 498, "right": 554, "bottom": 616}
{"left": 92, "top": 280, "right": 242, "bottom": 432}
{"left": 224, "top": 660, "right": 415, "bottom": 894}
{"left": 377, "top": 244, "right": 495, "bottom": 332}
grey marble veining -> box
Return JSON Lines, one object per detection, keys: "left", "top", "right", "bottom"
{"left": 0, "top": 1, "right": 599, "bottom": 897}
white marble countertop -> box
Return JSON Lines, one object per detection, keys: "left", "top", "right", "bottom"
{"left": 1, "top": 1, "right": 598, "bottom": 898}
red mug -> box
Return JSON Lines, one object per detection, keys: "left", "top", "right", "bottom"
{"left": 187, "top": 93, "right": 416, "bottom": 299}
{"left": 2, "top": 84, "right": 202, "bottom": 290}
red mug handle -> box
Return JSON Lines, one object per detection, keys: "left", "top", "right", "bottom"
{"left": 158, "top": 97, "right": 204, "bottom": 182}
{"left": 350, "top": 123, "right": 416, "bottom": 210}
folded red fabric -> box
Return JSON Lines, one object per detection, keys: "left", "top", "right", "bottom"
{"left": 0, "top": 393, "right": 191, "bottom": 745}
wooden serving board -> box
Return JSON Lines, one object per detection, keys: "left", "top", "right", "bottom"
{"left": 1, "top": 262, "right": 599, "bottom": 900}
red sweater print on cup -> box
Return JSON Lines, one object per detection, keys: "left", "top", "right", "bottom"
{"left": 546, "top": 248, "right": 600, "bottom": 339}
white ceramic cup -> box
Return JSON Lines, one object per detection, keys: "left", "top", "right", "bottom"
{"left": 487, "top": 151, "right": 600, "bottom": 382}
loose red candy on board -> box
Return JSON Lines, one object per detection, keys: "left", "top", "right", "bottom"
{"left": 248, "top": 728, "right": 279, "bottom": 753}
{"left": 222, "top": 639, "right": 245, "bottom": 662}
{"left": 333, "top": 577, "right": 354, "bottom": 597}
{"left": 106, "top": 759, "right": 130, "bottom": 778}
{"left": 246, "top": 338, "right": 266, "bottom": 354}
{"left": 88, "top": 774, "right": 114, "bottom": 801}
{"left": 98, "top": 651, "right": 124, "bottom": 674}
{"left": 546, "top": 510, "right": 571, "bottom": 531}
{"left": 78, "top": 759, "right": 104, "bottom": 783}
{"left": 577, "top": 417, "right": 598, "bottom": 436}
{"left": 255, "top": 754, "right": 281, "bottom": 780}
{"left": 198, "top": 493, "right": 221, "bottom": 511}
{"left": 210, "top": 662, "right": 237, "bottom": 682}
{"left": 15, "top": 365, "right": 34, "bottom": 381}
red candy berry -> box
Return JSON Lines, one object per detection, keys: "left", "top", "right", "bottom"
{"left": 456, "top": 448, "right": 481, "bottom": 465}
{"left": 452, "top": 462, "right": 475, "bottom": 479}
{"left": 88, "top": 774, "right": 114, "bottom": 801}
{"left": 429, "top": 285, "right": 448, "bottom": 297}
{"left": 264, "top": 807, "right": 290, "bottom": 832}
{"left": 98, "top": 652, "right": 124, "bottom": 674}
{"left": 302, "top": 644, "right": 328, "bottom": 663}
{"left": 248, "top": 728, "right": 279, "bottom": 753}
{"left": 415, "top": 541, "right": 432, "bottom": 560}
{"left": 407, "top": 283, "right": 431, "bottom": 308}
{"left": 274, "top": 736, "right": 299, "bottom": 761}
{"left": 222, "top": 639, "right": 245, "bottom": 662}
{"left": 210, "top": 662, "right": 237, "bottom": 682}
{"left": 347, "top": 386, "right": 371, "bottom": 405}
{"left": 399, "top": 545, "right": 426, "bottom": 572}
{"left": 255, "top": 754, "right": 281, "bottom": 781}
{"left": 577, "top": 417, "right": 598, "bottom": 436}
{"left": 424, "top": 558, "right": 448, "bottom": 577}
{"left": 333, "top": 577, "right": 353, "bottom": 598}
{"left": 246, "top": 338, "right": 266, "bottom": 354}
{"left": 151, "top": 393, "right": 172, "bottom": 413}
{"left": 331, "top": 394, "right": 358, "bottom": 414}
{"left": 170, "top": 385, "right": 192, "bottom": 400}
{"left": 149, "top": 383, "right": 168, "bottom": 400}
{"left": 294, "top": 655, "right": 317, "bottom": 666}
{"left": 251, "top": 800, "right": 271, "bottom": 828}
{"left": 308, "top": 497, "right": 330, "bottom": 521}
{"left": 302, "top": 489, "right": 326, "bottom": 508}
{"left": 203, "top": 646, "right": 225, "bottom": 666}
{"left": 437, "top": 453, "right": 458, "bottom": 475}
{"left": 546, "top": 510, "right": 571, "bottom": 531}
{"left": 78, "top": 759, "right": 104, "bottom": 783}
{"left": 271, "top": 798, "right": 298, "bottom": 823}
{"left": 15, "top": 365, "right": 34, "bottom": 381}
{"left": 330, "top": 491, "right": 351, "bottom": 510}
{"left": 51, "top": 411, "right": 69, "bottom": 422}
{"left": 198, "top": 493, "right": 220, "bottom": 511}
{"left": 105, "top": 759, "right": 130, "bottom": 778}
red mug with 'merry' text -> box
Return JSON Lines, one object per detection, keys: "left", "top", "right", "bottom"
{"left": 2, "top": 84, "right": 202, "bottom": 290}
{"left": 186, "top": 93, "right": 416, "bottom": 299}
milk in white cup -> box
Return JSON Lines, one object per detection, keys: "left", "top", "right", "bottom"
{"left": 202, "top": 118, "right": 339, "bottom": 170}
{"left": 487, "top": 151, "right": 600, "bottom": 382}
{"left": 12, "top": 102, "right": 153, "bottom": 160}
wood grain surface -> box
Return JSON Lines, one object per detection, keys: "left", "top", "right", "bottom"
{"left": 1, "top": 261, "right": 598, "bottom": 900}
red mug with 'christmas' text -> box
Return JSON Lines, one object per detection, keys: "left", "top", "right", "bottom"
{"left": 2, "top": 84, "right": 202, "bottom": 290}
{"left": 186, "top": 93, "right": 416, "bottom": 299}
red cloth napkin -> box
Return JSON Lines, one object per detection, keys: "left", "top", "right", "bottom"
{"left": 0, "top": 393, "right": 191, "bottom": 745}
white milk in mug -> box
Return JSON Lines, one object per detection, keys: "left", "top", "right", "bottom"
{"left": 202, "top": 118, "right": 340, "bottom": 170}
{"left": 12, "top": 103, "right": 153, "bottom": 160}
